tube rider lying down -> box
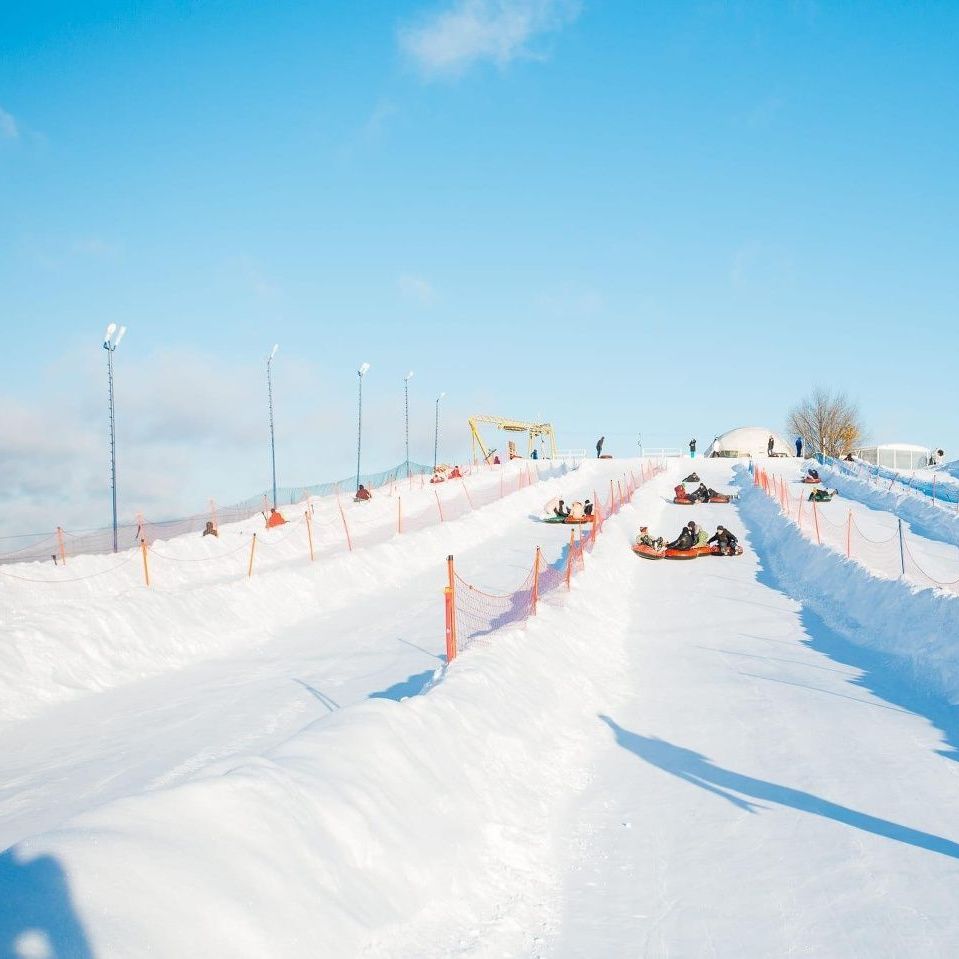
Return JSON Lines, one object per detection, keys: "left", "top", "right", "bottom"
{"left": 690, "top": 482, "right": 721, "bottom": 503}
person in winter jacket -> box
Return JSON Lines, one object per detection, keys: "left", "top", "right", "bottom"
{"left": 596, "top": 436, "right": 605, "bottom": 458}
{"left": 795, "top": 437, "right": 803, "bottom": 457}
{"left": 584, "top": 499, "right": 593, "bottom": 516}
{"left": 691, "top": 483, "right": 710, "bottom": 502}
{"left": 553, "top": 499, "right": 570, "bottom": 518}
{"left": 202, "top": 521, "right": 218, "bottom": 537}
{"left": 636, "top": 526, "right": 665, "bottom": 549}
{"left": 683, "top": 472, "right": 700, "bottom": 483}
{"left": 767, "top": 435, "right": 775, "bottom": 456}
{"left": 707, "top": 525, "right": 739, "bottom": 553}
{"left": 667, "top": 523, "right": 696, "bottom": 551}
{"left": 354, "top": 485, "right": 372, "bottom": 502}
{"left": 692, "top": 522, "right": 710, "bottom": 546}
{"left": 689, "top": 438, "right": 697, "bottom": 458}
{"left": 674, "top": 484, "right": 692, "bottom": 502}
{"left": 569, "top": 501, "right": 586, "bottom": 520}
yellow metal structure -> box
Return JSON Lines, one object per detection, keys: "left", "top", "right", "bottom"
{"left": 468, "top": 415, "right": 558, "bottom": 463}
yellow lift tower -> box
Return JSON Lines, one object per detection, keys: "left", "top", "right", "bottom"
{"left": 468, "top": 415, "right": 558, "bottom": 463}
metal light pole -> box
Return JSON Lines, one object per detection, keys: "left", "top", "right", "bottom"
{"left": 356, "top": 362, "right": 370, "bottom": 490}
{"left": 404, "top": 371, "right": 414, "bottom": 477}
{"left": 266, "top": 344, "right": 279, "bottom": 508}
{"left": 434, "top": 391, "right": 446, "bottom": 471}
{"left": 102, "top": 323, "right": 127, "bottom": 552}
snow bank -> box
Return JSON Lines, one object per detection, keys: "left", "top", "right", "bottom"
{"left": 735, "top": 470, "right": 959, "bottom": 703}
{"left": 0, "top": 487, "right": 659, "bottom": 958}
{"left": 0, "top": 461, "right": 578, "bottom": 725}
{"left": 819, "top": 461, "right": 959, "bottom": 549}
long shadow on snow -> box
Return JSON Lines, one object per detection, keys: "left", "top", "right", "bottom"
{"left": 0, "top": 851, "right": 95, "bottom": 959}
{"left": 599, "top": 715, "right": 959, "bottom": 860}
{"left": 369, "top": 669, "right": 436, "bottom": 701}
{"left": 751, "top": 562, "right": 959, "bottom": 763}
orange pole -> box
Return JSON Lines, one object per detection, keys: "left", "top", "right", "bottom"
{"left": 337, "top": 502, "right": 353, "bottom": 551}
{"left": 445, "top": 553, "right": 457, "bottom": 662}
{"left": 566, "top": 529, "right": 575, "bottom": 589}
{"left": 610, "top": 479, "right": 615, "bottom": 512}
{"left": 248, "top": 532, "right": 257, "bottom": 577}
{"left": 797, "top": 491, "right": 804, "bottom": 526}
{"left": 209, "top": 498, "right": 218, "bottom": 532}
{"left": 305, "top": 510, "right": 315, "bottom": 561}
{"left": 812, "top": 501, "right": 821, "bottom": 545}
{"left": 531, "top": 546, "right": 542, "bottom": 614}
{"left": 397, "top": 497, "right": 402, "bottom": 534}
{"left": 435, "top": 489, "right": 445, "bottom": 522}
{"left": 618, "top": 479, "right": 624, "bottom": 507}
{"left": 56, "top": 526, "right": 66, "bottom": 566}
{"left": 140, "top": 538, "right": 150, "bottom": 587}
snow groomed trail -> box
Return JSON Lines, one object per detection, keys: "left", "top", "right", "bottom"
{"left": 4, "top": 457, "right": 959, "bottom": 957}
{"left": 548, "top": 459, "right": 959, "bottom": 957}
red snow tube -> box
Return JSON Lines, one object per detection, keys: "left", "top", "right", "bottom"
{"left": 664, "top": 548, "right": 700, "bottom": 560}
{"left": 707, "top": 495, "right": 732, "bottom": 504}
{"left": 564, "top": 515, "right": 594, "bottom": 524}
{"left": 632, "top": 544, "right": 665, "bottom": 560}
{"left": 672, "top": 497, "right": 694, "bottom": 505}
{"left": 802, "top": 476, "right": 820, "bottom": 484}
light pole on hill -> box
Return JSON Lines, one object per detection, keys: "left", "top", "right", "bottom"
{"left": 356, "top": 362, "right": 370, "bottom": 491}
{"left": 434, "top": 391, "right": 445, "bottom": 471}
{"left": 102, "top": 323, "right": 127, "bottom": 553}
{"left": 266, "top": 344, "right": 279, "bottom": 508}
{"left": 404, "top": 371, "right": 414, "bottom": 477}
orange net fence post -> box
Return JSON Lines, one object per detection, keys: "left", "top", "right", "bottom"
{"left": 337, "top": 500, "right": 353, "bottom": 552}
{"left": 565, "top": 529, "right": 575, "bottom": 589}
{"left": 435, "top": 489, "right": 445, "bottom": 522}
{"left": 531, "top": 547, "right": 542, "bottom": 615}
{"left": 209, "top": 498, "right": 218, "bottom": 532}
{"left": 56, "top": 526, "right": 66, "bottom": 566}
{"left": 306, "top": 510, "right": 315, "bottom": 562}
{"left": 248, "top": 532, "right": 257, "bottom": 578}
{"left": 397, "top": 497, "right": 402, "bottom": 535}
{"left": 445, "top": 554, "right": 458, "bottom": 663}
{"left": 140, "top": 537, "right": 150, "bottom": 587}
{"left": 812, "top": 500, "right": 821, "bottom": 545}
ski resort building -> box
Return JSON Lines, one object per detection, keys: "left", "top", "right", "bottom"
{"left": 705, "top": 426, "right": 793, "bottom": 458}
{"left": 851, "top": 442, "right": 932, "bottom": 470}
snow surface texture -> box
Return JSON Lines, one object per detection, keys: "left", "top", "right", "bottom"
{"left": 5, "top": 458, "right": 959, "bottom": 957}
{"left": 736, "top": 467, "right": 959, "bottom": 701}
{"left": 0, "top": 460, "right": 568, "bottom": 724}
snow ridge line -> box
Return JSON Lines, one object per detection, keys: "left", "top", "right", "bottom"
{"left": 735, "top": 468, "right": 959, "bottom": 703}
{"left": 818, "top": 460, "right": 959, "bottom": 550}
{"left": 1, "top": 495, "right": 648, "bottom": 957}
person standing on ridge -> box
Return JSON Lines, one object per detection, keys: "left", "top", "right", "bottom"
{"left": 795, "top": 436, "right": 803, "bottom": 457}
{"left": 767, "top": 435, "right": 775, "bottom": 456}
{"left": 596, "top": 436, "right": 605, "bottom": 458}
{"left": 689, "top": 438, "right": 697, "bottom": 459}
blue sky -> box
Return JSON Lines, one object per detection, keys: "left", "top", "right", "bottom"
{"left": 1, "top": 0, "right": 957, "bottom": 533}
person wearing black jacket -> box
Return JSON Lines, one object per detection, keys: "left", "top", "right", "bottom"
{"left": 667, "top": 523, "right": 696, "bottom": 551}
{"left": 707, "top": 525, "right": 739, "bottom": 554}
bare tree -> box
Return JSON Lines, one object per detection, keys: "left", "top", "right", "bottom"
{"left": 788, "top": 387, "right": 864, "bottom": 458}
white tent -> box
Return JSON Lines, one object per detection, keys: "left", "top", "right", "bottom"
{"left": 852, "top": 443, "right": 931, "bottom": 470}
{"left": 705, "top": 427, "right": 793, "bottom": 458}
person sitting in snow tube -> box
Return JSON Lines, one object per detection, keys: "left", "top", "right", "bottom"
{"left": 568, "top": 501, "right": 586, "bottom": 521}
{"left": 707, "top": 525, "right": 741, "bottom": 555}
{"left": 635, "top": 526, "right": 665, "bottom": 549}
{"left": 808, "top": 488, "right": 835, "bottom": 502}
{"left": 584, "top": 499, "right": 593, "bottom": 516}
{"left": 690, "top": 483, "right": 710, "bottom": 502}
{"left": 354, "top": 485, "right": 372, "bottom": 502}
{"left": 803, "top": 468, "right": 821, "bottom": 483}
{"left": 692, "top": 521, "right": 710, "bottom": 547}
{"left": 266, "top": 507, "right": 287, "bottom": 527}
{"left": 666, "top": 523, "right": 696, "bottom": 552}
{"left": 683, "top": 472, "right": 700, "bottom": 483}
{"left": 673, "top": 484, "right": 693, "bottom": 504}
{"left": 449, "top": 466, "right": 463, "bottom": 479}
{"left": 554, "top": 499, "right": 570, "bottom": 518}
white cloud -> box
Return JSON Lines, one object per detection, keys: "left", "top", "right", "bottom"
{"left": 400, "top": 0, "right": 581, "bottom": 77}
{"left": 398, "top": 274, "right": 437, "bottom": 305}
{"left": 0, "top": 106, "right": 18, "bottom": 140}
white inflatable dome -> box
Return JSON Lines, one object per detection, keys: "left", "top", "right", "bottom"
{"left": 705, "top": 427, "right": 793, "bottom": 458}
